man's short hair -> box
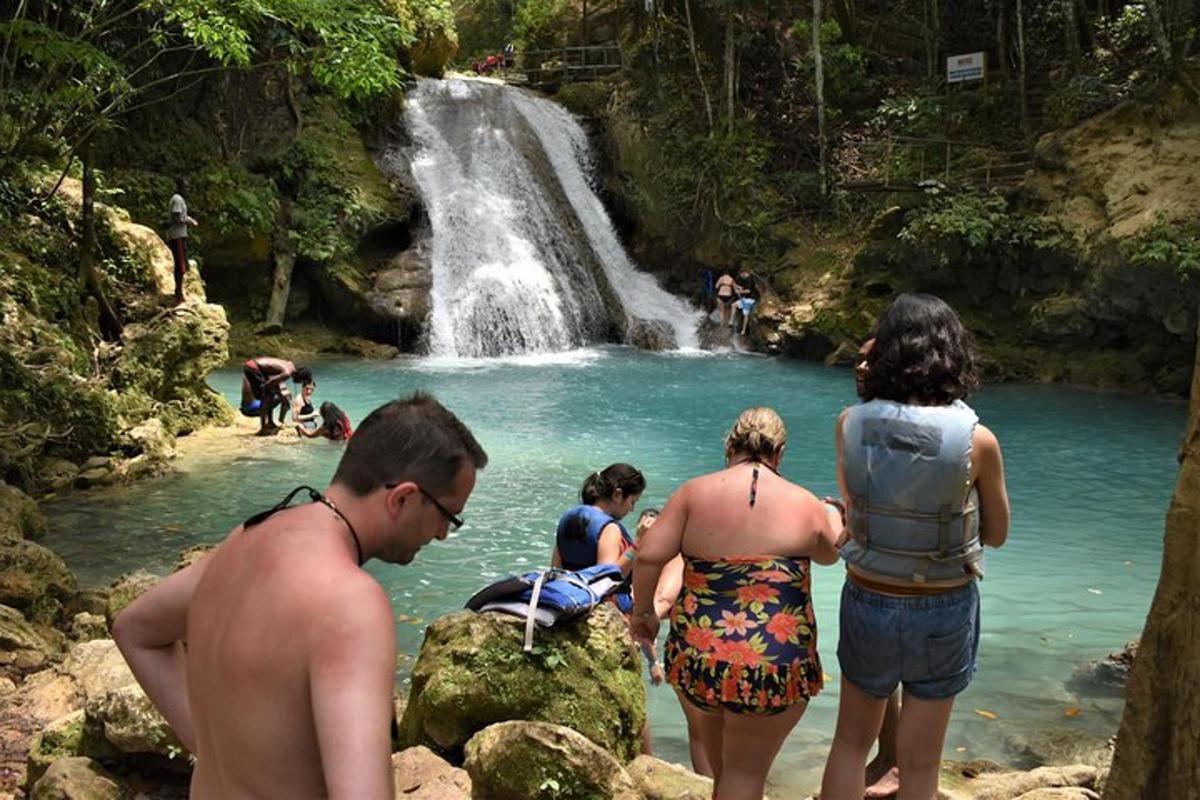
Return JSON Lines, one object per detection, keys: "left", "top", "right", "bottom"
{"left": 291, "top": 367, "right": 313, "bottom": 385}
{"left": 332, "top": 392, "right": 488, "bottom": 496}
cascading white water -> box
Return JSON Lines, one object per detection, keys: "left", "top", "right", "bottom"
{"left": 386, "top": 78, "right": 700, "bottom": 357}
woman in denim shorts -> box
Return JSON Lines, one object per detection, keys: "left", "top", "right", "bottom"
{"left": 820, "top": 293, "right": 1011, "bottom": 799}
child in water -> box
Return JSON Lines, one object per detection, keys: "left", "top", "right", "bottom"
{"left": 295, "top": 402, "right": 353, "bottom": 441}
{"left": 634, "top": 508, "right": 666, "bottom": 684}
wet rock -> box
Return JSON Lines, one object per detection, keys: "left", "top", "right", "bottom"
{"left": 1014, "top": 789, "right": 1100, "bottom": 799}
{"left": 0, "top": 540, "right": 77, "bottom": 613}
{"left": 1068, "top": 639, "right": 1139, "bottom": 697}
{"left": 334, "top": 337, "right": 401, "bottom": 360}
{"left": 36, "top": 459, "right": 79, "bottom": 494}
{"left": 119, "top": 419, "right": 175, "bottom": 463}
{"left": 30, "top": 756, "right": 127, "bottom": 800}
{"left": 627, "top": 754, "right": 714, "bottom": 799}
{"left": 628, "top": 318, "right": 674, "bottom": 351}
{"left": 0, "top": 482, "right": 47, "bottom": 541}
{"left": 409, "top": 26, "right": 459, "bottom": 78}
{"left": 399, "top": 605, "right": 645, "bottom": 761}
{"left": 463, "top": 720, "right": 639, "bottom": 800}
{"left": 104, "top": 572, "right": 159, "bottom": 629}
{"left": 391, "top": 745, "right": 471, "bottom": 799}
{"left": 73, "top": 466, "right": 115, "bottom": 489}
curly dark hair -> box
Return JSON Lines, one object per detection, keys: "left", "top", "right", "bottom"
{"left": 862, "top": 293, "right": 979, "bottom": 404}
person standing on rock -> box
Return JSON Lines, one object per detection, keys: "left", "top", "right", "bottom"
{"left": 166, "top": 178, "right": 198, "bottom": 305}
{"left": 113, "top": 392, "right": 488, "bottom": 799}
{"left": 715, "top": 271, "right": 737, "bottom": 328}
{"left": 733, "top": 265, "right": 760, "bottom": 336}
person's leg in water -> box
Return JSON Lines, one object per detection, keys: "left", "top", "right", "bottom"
{"left": 675, "top": 689, "right": 714, "bottom": 777}
{"left": 258, "top": 393, "right": 281, "bottom": 435}
{"left": 820, "top": 678, "right": 890, "bottom": 799}
{"left": 675, "top": 689, "right": 723, "bottom": 786}
{"left": 717, "top": 700, "right": 807, "bottom": 800}
{"left": 893, "top": 692, "right": 954, "bottom": 800}
{"left": 865, "top": 691, "right": 901, "bottom": 796}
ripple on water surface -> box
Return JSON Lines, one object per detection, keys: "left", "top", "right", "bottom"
{"left": 40, "top": 349, "right": 1186, "bottom": 794}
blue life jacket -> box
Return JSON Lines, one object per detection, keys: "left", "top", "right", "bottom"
{"left": 556, "top": 505, "right": 633, "bottom": 612}
{"left": 841, "top": 399, "right": 984, "bottom": 585}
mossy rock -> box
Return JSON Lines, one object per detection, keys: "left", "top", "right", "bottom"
{"left": 0, "top": 540, "right": 77, "bottom": 612}
{"left": 0, "top": 604, "right": 56, "bottom": 654}
{"left": 0, "top": 481, "right": 47, "bottom": 541}
{"left": 399, "top": 605, "right": 645, "bottom": 763}
{"left": 26, "top": 710, "right": 117, "bottom": 787}
{"left": 104, "top": 572, "right": 160, "bottom": 629}
{"left": 555, "top": 82, "right": 615, "bottom": 117}
{"left": 463, "top": 720, "right": 640, "bottom": 800}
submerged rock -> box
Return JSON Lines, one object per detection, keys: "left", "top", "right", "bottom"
{"left": 938, "top": 762, "right": 1101, "bottom": 800}
{"left": 628, "top": 318, "right": 675, "bottom": 351}
{"left": 463, "top": 720, "right": 639, "bottom": 800}
{"left": 398, "top": 605, "right": 645, "bottom": 761}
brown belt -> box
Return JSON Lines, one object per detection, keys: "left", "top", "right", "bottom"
{"left": 846, "top": 568, "right": 971, "bottom": 597}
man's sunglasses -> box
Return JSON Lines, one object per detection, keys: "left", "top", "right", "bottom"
{"left": 386, "top": 483, "right": 464, "bottom": 531}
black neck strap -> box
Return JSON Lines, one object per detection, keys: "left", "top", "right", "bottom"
{"left": 244, "top": 485, "right": 364, "bottom": 566}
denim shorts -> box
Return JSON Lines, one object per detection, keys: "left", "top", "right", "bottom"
{"left": 837, "top": 579, "right": 980, "bottom": 701}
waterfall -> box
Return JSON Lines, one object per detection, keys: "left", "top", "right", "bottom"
{"left": 385, "top": 78, "right": 700, "bottom": 357}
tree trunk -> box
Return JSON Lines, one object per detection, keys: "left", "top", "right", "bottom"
{"left": 814, "top": 0, "right": 827, "bottom": 197}
{"left": 930, "top": 0, "right": 941, "bottom": 80}
{"left": 683, "top": 0, "right": 714, "bottom": 134}
{"left": 1104, "top": 320, "right": 1200, "bottom": 797}
{"left": 259, "top": 200, "right": 295, "bottom": 335}
{"left": 922, "top": 0, "right": 934, "bottom": 79}
{"left": 995, "top": 0, "right": 1009, "bottom": 81}
{"left": 77, "top": 139, "right": 123, "bottom": 341}
{"left": 1016, "top": 0, "right": 1030, "bottom": 141}
{"left": 1062, "top": 0, "right": 1081, "bottom": 73}
{"left": 1143, "top": 0, "right": 1200, "bottom": 102}
{"left": 724, "top": 10, "right": 735, "bottom": 135}
{"left": 831, "top": 0, "right": 855, "bottom": 39}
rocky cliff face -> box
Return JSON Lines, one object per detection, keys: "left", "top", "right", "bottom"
{"left": 0, "top": 175, "right": 233, "bottom": 495}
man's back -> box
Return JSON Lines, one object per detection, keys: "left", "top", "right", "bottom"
{"left": 186, "top": 509, "right": 395, "bottom": 798}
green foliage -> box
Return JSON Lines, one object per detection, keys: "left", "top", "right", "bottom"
{"left": 789, "top": 17, "right": 874, "bottom": 122}
{"left": 1122, "top": 220, "right": 1200, "bottom": 277}
{"left": 194, "top": 164, "right": 279, "bottom": 242}
{"left": 514, "top": 0, "right": 570, "bottom": 52}
{"left": 900, "top": 192, "right": 1065, "bottom": 256}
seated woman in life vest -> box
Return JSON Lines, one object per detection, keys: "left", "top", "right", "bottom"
{"left": 631, "top": 408, "right": 842, "bottom": 800}
{"left": 551, "top": 463, "right": 645, "bottom": 613}
{"left": 295, "top": 402, "right": 353, "bottom": 442}
{"left": 819, "top": 293, "right": 1010, "bottom": 800}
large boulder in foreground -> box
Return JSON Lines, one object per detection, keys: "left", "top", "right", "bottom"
{"left": 463, "top": 721, "right": 640, "bottom": 800}
{"left": 398, "top": 605, "right": 645, "bottom": 762}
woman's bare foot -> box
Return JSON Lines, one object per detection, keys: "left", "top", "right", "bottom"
{"left": 864, "top": 766, "right": 900, "bottom": 798}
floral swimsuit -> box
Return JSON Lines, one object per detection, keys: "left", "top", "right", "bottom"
{"left": 664, "top": 555, "right": 823, "bottom": 715}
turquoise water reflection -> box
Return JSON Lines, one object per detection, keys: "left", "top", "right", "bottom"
{"left": 40, "top": 348, "right": 1185, "bottom": 793}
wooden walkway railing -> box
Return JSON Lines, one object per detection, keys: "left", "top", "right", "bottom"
{"left": 836, "top": 135, "right": 1033, "bottom": 192}
{"left": 509, "top": 43, "right": 622, "bottom": 89}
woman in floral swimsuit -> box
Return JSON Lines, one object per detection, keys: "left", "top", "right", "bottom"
{"left": 632, "top": 407, "right": 843, "bottom": 800}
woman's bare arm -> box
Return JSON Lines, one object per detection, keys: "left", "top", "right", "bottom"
{"left": 973, "top": 424, "right": 1010, "bottom": 548}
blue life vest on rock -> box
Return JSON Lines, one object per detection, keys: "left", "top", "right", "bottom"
{"left": 841, "top": 399, "right": 984, "bottom": 585}
{"left": 556, "top": 505, "right": 633, "bottom": 612}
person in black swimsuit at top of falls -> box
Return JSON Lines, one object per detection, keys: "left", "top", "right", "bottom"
{"left": 240, "top": 357, "right": 313, "bottom": 436}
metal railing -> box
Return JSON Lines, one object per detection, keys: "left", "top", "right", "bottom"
{"left": 512, "top": 43, "right": 623, "bottom": 87}
{"left": 837, "top": 135, "right": 1033, "bottom": 192}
